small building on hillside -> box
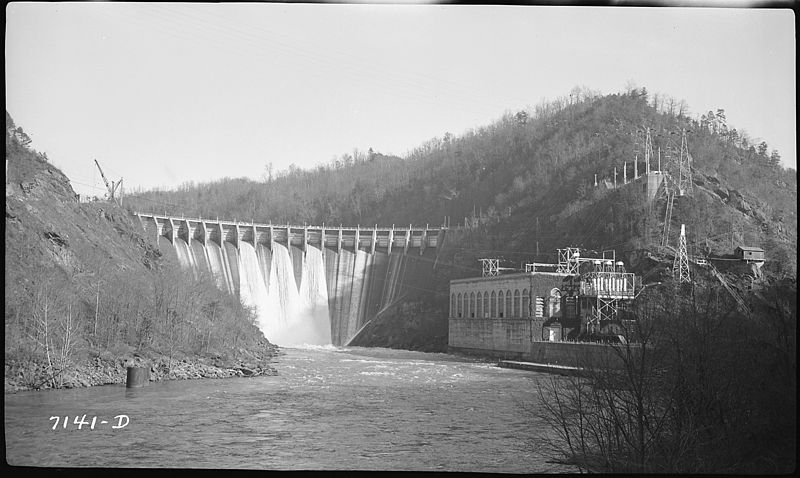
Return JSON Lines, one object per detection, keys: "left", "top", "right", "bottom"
{"left": 734, "top": 246, "right": 765, "bottom": 264}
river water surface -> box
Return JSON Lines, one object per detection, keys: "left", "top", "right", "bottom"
{"left": 5, "top": 346, "right": 569, "bottom": 472}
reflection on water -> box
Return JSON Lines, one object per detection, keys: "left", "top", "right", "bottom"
{"left": 4, "top": 346, "right": 568, "bottom": 472}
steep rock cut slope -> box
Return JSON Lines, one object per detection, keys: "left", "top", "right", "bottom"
{"left": 5, "top": 112, "right": 277, "bottom": 391}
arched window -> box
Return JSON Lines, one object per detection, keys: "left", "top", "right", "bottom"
{"left": 451, "top": 293, "right": 456, "bottom": 318}
{"left": 477, "top": 292, "right": 484, "bottom": 319}
{"left": 498, "top": 290, "right": 504, "bottom": 318}
{"left": 483, "top": 292, "right": 489, "bottom": 318}
{"left": 548, "top": 288, "right": 562, "bottom": 318}
{"left": 514, "top": 290, "right": 521, "bottom": 317}
{"left": 462, "top": 293, "right": 469, "bottom": 319}
{"left": 457, "top": 293, "right": 463, "bottom": 318}
{"left": 470, "top": 292, "right": 476, "bottom": 318}
{"left": 505, "top": 289, "right": 512, "bottom": 318}
{"left": 522, "top": 289, "right": 530, "bottom": 317}
{"left": 490, "top": 291, "right": 497, "bottom": 318}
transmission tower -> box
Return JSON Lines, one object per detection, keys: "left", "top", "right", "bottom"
{"left": 658, "top": 129, "right": 694, "bottom": 249}
{"left": 676, "top": 129, "right": 693, "bottom": 196}
{"left": 673, "top": 224, "right": 691, "bottom": 283}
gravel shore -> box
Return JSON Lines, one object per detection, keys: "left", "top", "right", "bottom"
{"left": 5, "top": 340, "right": 281, "bottom": 393}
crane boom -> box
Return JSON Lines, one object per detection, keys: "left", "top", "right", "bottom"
{"left": 94, "top": 159, "right": 111, "bottom": 193}
{"left": 94, "top": 159, "right": 121, "bottom": 205}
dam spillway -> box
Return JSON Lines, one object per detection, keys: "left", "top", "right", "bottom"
{"left": 135, "top": 213, "right": 445, "bottom": 346}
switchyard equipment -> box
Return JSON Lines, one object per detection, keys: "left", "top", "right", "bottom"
{"left": 479, "top": 258, "right": 501, "bottom": 277}
{"left": 560, "top": 252, "right": 636, "bottom": 334}
{"left": 556, "top": 247, "right": 582, "bottom": 274}
{"left": 479, "top": 258, "right": 519, "bottom": 277}
{"left": 524, "top": 262, "right": 559, "bottom": 273}
{"left": 534, "top": 248, "right": 638, "bottom": 335}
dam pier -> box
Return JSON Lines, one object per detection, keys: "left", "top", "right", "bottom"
{"left": 136, "top": 214, "right": 445, "bottom": 255}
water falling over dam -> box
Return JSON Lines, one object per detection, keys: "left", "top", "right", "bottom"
{"left": 139, "top": 214, "right": 445, "bottom": 346}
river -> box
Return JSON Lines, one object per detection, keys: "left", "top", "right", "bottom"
{"left": 5, "top": 346, "right": 570, "bottom": 472}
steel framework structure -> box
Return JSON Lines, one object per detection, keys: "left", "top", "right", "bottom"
{"left": 675, "top": 130, "right": 693, "bottom": 197}
{"left": 673, "top": 224, "right": 691, "bottom": 283}
{"left": 479, "top": 258, "right": 500, "bottom": 277}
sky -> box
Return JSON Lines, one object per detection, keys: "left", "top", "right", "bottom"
{"left": 5, "top": 2, "right": 796, "bottom": 199}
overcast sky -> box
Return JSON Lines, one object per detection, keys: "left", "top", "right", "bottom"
{"left": 5, "top": 2, "right": 796, "bottom": 198}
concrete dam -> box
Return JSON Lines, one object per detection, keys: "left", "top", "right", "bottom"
{"left": 135, "top": 213, "right": 446, "bottom": 346}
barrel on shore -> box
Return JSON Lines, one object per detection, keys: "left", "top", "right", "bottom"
{"left": 126, "top": 365, "right": 150, "bottom": 388}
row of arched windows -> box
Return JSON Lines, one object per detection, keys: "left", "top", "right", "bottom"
{"left": 450, "top": 288, "right": 562, "bottom": 319}
{"left": 451, "top": 289, "right": 531, "bottom": 318}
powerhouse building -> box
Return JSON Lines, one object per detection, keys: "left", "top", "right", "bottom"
{"left": 448, "top": 249, "right": 637, "bottom": 361}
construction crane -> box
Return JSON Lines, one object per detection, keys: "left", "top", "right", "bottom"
{"left": 94, "top": 159, "right": 123, "bottom": 205}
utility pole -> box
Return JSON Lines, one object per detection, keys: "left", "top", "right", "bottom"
{"left": 661, "top": 191, "right": 675, "bottom": 248}
{"left": 645, "top": 127, "right": 653, "bottom": 175}
{"left": 93, "top": 277, "right": 101, "bottom": 337}
{"left": 658, "top": 147, "right": 661, "bottom": 172}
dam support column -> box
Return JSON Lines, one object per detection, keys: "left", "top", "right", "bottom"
{"left": 182, "top": 219, "right": 192, "bottom": 244}
{"left": 167, "top": 218, "right": 177, "bottom": 244}
{"left": 197, "top": 221, "right": 207, "bottom": 246}
{"left": 151, "top": 216, "right": 160, "bottom": 245}
{"left": 285, "top": 226, "right": 292, "bottom": 261}
{"left": 269, "top": 225, "right": 274, "bottom": 252}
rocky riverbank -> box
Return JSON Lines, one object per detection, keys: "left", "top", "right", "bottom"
{"left": 5, "top": 339, "right": 281, "bottom": 393}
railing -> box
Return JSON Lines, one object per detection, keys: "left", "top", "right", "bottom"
{"left": 134, "top": 212, "right": 445, "bottom": 253}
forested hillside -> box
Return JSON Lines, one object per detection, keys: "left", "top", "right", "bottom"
{"left": 127, "top": 88, "right": 796, "bottom": 278}
{"left": 5, "top": 112, "right": 277, "bottom": 391}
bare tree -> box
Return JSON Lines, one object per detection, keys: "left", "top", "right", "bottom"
{"left": 528, "top": 280, "right": 795, "bottom": 473}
